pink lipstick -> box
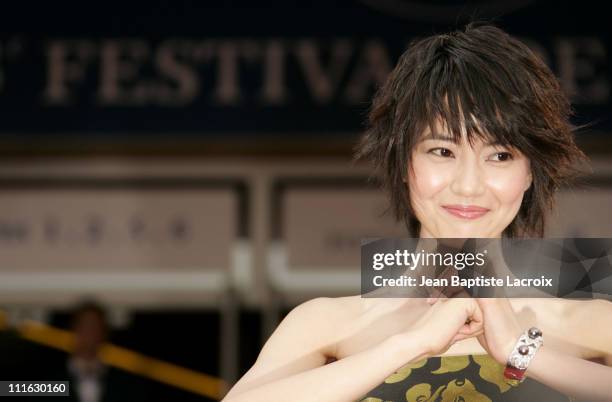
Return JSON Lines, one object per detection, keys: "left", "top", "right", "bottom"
{"left": 441, "top": 204, "right": 490, "bottom": 219}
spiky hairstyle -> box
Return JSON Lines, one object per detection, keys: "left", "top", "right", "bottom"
{"left": 354, "top": 22, "right": 589, "bottom": 238}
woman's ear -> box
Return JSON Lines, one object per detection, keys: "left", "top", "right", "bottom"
{"left": 524, "top": 172, "right": 533, "bottom": 192}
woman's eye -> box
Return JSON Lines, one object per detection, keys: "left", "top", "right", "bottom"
{"left": 489, "top": 152, "right": 514, "bottom": 162}
{"left": 429, "top": 148, "right": 454, "bottom": 158}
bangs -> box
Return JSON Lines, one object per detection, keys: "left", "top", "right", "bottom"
{"left": 407, "top": 44, "right": 532, "bottom": 153}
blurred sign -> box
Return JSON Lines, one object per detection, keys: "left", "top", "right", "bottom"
{"left": 274, "top": 178, "right": 406, "bottom": 270}
{"left": 0, "top": 0, "right": 609, "bottom": 139}
{"left": 0, "top": 179, "right": 240, "bottom": 272}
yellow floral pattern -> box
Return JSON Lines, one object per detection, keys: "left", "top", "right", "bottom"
{"left": 384, "top": 359, "right": 428, "bottom": 384}
{"left": 431, "top": 355, "right": 470, "bottom": 374}
{"left": 358, "top": 354, "right": 571, "bottom": 402}
{"left": 405, "top": 378, "right": 491, "bottom": 402}
{"left": 472, "top": 354, "right": 514, "bottom": 393}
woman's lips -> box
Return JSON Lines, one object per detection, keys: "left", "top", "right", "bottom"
{"left": 441, "top": 205, "right": 490, "bottom": 219}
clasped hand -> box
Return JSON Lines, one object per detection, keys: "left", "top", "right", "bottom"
{"left": 408, "top": 296, "right": 523, "bottom": 365}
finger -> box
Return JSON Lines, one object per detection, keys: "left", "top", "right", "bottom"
{"left": 451, "top": 333, "right": 466, "bottom": 344}
{"left": 458, "top": 325, "right": 484, "bottom": 336}
{"left": 459, "top": 319, "right": 483, "bottom": 335}
{"left": 451, "top": 328, "right": 483, "bottom": 343}
{"left": 468, "top": 328, "right": 484, "bottom": 338}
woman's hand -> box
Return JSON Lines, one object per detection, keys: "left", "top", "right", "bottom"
{"left": 425, "top": 295, "right": 524, "bottom": 364}
{"left": 399, "top": 297, "right": 484, "bottom": 357}
{"left": 474, "top": 298, "right": 523, "bottom": 365}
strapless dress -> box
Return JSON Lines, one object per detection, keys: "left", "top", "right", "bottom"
{"left": 357, "top": 353, "right": 572, "bottom": 402}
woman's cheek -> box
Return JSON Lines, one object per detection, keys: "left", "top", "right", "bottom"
{"left": 485, "top": 168, "right": 529, "bottom": 206}
{"left": 411, "top": 158, "right": 450, "bottom": 198}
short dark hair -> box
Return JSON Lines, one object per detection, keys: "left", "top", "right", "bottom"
{"left": 71, "top": 300, "right": 108, "bottom": 329}
{"left": 353, "top": 21, "right": 589, "bottom": 238}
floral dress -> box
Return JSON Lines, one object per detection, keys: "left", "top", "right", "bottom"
{"left": 358, "top": 354, "right": 572, "bottom": 402}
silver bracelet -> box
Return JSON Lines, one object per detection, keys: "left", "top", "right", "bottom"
{"left": 506, "top": 327, "right": 543, "bottom": 371}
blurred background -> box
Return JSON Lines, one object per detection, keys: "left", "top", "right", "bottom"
{"left": 0, "top": 1, "right": 611, "bottom": 401}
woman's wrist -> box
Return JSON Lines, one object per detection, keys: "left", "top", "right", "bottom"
{"left": 385, "top": 331, "right": 432, "bottom": 367}
{"left": 498, "top": 334, "right": 521, "bottom": 365}
{"left": 488, "top": 324, "right": 523, "bottom": 365}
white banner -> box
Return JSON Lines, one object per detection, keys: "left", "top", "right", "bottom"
{"left": 0, "top": 186, "right": 237, "bottom": 272}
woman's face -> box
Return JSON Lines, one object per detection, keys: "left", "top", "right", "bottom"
{"left": 408, "top": 119, "right": 532, "bottom": 238}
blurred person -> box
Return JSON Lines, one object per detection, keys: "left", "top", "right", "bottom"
{"left": 222, "top": 22, "right": 612, "bottom": 402}
{"left": 67, "top": 301, "right": 109, "bottom": 402}
{"left": 58, "top": 301, "right": 148, "bottom": 402}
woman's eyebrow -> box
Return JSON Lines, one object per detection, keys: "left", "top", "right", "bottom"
{"left": 419, "top": 132, "right": 508, "bottom": 147}
{"left": 419, "top": 132, "right": 459, "bottom": 143}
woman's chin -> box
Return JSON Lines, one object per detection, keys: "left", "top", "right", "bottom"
{"left": 433, "top": 222, "right": 494, "bottom": 238}
{"left": 419, "top": 217, "right": 501, "bottom": 238}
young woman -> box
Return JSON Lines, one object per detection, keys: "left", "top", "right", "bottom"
{"left": 222, "top": 22, "right": 612, "bottom": 402}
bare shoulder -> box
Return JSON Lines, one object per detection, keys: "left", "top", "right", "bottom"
{"left": 256, "top": 294, "right": 367, "bottom": 364}
{"left": 263, "top": 296, "right": 350, "bottom": 359}
{"left": 223, "top": 296, "right": 354, "bottom": 400}
{"left": 292, "top": 295, "right": 360, "bottom": 328}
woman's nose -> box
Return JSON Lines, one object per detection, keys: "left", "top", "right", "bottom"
{"left": 449, "top": 154, "right": 486, "bottom": 198}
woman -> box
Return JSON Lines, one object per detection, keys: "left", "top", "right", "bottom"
{"left": 222, "top": 22, "right": 612, "bottom": 402}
